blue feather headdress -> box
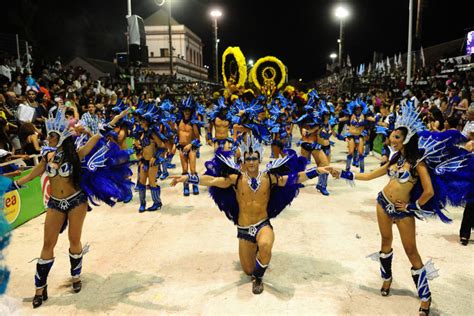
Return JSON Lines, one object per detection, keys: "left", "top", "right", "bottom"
{"left": 346, "top": 98, "right": 369, "bottom": 115}
{"left": 395, "top": 101, "right": 426, "bottom": 144}
{"left": 141, "top": 104, "right": 160, "bottom": 123}
{"left": 180, "top": 95, "right": 196, "bottom": 112}
{"left": 45, "top": 109, "right": 74, "bottom": 147}
{"left": 239, "top": 135, "right": 265, "bottom": 162}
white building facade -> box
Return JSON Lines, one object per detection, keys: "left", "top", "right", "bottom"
{"left": 144, "top": 10, "right": 208, "bottom": 81}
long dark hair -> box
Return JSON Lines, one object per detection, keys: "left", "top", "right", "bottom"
{"left": 0, "top": 117, "right": 13, "bottom": 151}
{"left": 389, "top": 127, "right": 421, "bottom": 173}
{"left": 60, "top": 136, "right": 82, "bottom": 189}
{"left": 429, "top": 107, "right": 445, "bottom": 126}
{"left": 18, "top": 122, "right": 37, "bottom": 143}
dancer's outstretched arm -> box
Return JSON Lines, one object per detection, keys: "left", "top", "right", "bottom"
{"left": 270, "top": 166, "right": 333, "bottom": 187}
{"left": 109, "top": 108, "right": 130, "bottom": 126}
{"left": 170, "top": 173, "right": 237, "bottom": 189}
{"left": 78, "top": 134, "right": 102, "bottom": 160}
{"left": 8, "top": 158, "right": 46, "bottom": 191}
{"left": 333, "top": 162, "right": 389, "bottom": 181}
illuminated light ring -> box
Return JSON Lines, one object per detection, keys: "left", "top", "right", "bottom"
{"left": 250, "top": 56, "right": 286, "bottom": 92}
{"left": 222, "top": 46, "right": 247, "bottom": 88}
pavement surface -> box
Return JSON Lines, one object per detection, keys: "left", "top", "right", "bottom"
{"left": 4, "top": 134, "right": 473, "bottom": 315}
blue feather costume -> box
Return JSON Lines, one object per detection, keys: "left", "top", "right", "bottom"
{"left": 204, "top": 149, "right": 306, "bottom": 225}
{"left": 80, "top": 137, "right": 134, "bottom": 206}
{"left": 408, "top": 130, "right": 474, "bottom": 222}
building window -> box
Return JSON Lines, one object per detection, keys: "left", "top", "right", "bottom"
{"left": 150, "top": 51, "right": 154, "bottom": 57}
{"left": 160, "top": 48, "right": 169, "bottom": 57}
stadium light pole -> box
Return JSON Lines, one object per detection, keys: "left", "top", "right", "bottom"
{"left": 334, "top": 5, "right": 349, "bottom": 69}
{"left": 330, "top": 53, "right": 337, "bottom": 72}
{"left": 210, "top": 9, "right": 222, "bottom": 83}
{"left": 407, "top": 0, "right": 413, "bottom": 85}
{"left": 126, "top": 0, "right": 135, "bottom": 91}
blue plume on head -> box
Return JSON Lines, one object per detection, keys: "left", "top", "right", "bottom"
{"left": 181, "top": 95, "right": 196, "bottom": 111}
{"left": 111, "top": 99, "right": 127, "bottom": 113}
{"left": 308, "top": 90, "right": 319, "bottom": 100}
{"left": 134, "top": 100, "right": 150, "bottom": 117}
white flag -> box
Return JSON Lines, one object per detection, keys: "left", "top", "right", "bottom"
{"left": 386, "top": 56, "right": 391, "bottom": 72}
{"left": 347, "top": 55, "right": 352, "bottom": 67}
{"left": 420, "top": 46, "right": 426, "bottom": 68}
{"left": 398, "top": 53, "right": 402, "bottom": 67}
{"left": 394, "top": 54, "right": 398, "bottom": 67}
{"left": 368, "top": 63, "right": 372, "bottom": 73}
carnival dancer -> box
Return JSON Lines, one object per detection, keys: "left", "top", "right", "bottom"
{"left": 106, "top": 102, "right": 132, "bottom": 150}
{"left": 134, "top": 103, "right": 165, "bottom": 212}
{"left": 130, "top": 100, "right": 147, "bottom": 189}
{"left": 339, "top": 98, "right": 374, "bottom": 173}
{"left": 156, "top": 99, "right": 178, "bottom": 180}
{"left": 231, "top": 96, "right": 271, "bottom": 145}
{"left": 176, "top": 96, "right": 201, "bottom": 196}
{"left": 333, "top": 103, "right": 474, "bottom": 315}
{"left": 375, "top": 102, "right": 397, "bottom": 165}
{"left": 282, "top": 86, "right": 297, "bottom": 149}
{"left": 314, "top": 99, "right": 337, "bottom": 196}
{"left": 267, "top": 97, "right": 289, "bottom": 158}
{"left": 8, "top": 109, "right": 133, "bottom": 308}
{"left": 207, "top": 97, "right": 234, "bottom": 152}
{"left": 170, "top": 135, "right": 332, "bottom": 294}
{"left": 293, "top": 90, "right": 320, "bottom": 165}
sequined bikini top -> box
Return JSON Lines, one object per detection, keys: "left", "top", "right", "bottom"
{"left": 46, "top": 151, "right": 72, "bottom": 178}
{"left": 319, "top": 125, "right": 331, "bottom": 139}
{"left": 351, "top": 115, "right": 366, "bottom": 127}
{"left": 387, "top": 156, "right": 417, "bottom": 184}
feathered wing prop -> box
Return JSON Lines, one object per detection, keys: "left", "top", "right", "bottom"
{"left": 410, "top": 130, "right": 474, "bottom": 222}
{"left": 204, "top": 149, "right": 241, "bottom": 224}
{"left": 264, "top": 149, "right": 307, "bottom": 219}
{"left": 80, "top": 138, "right": 134, "bottom": 206}
{"left": 204, "top": 148, "right": 307, "bottom": 224}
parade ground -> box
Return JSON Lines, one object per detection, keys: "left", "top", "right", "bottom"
{"left": 4, "top": 138, "right": 473, "bottom": 315}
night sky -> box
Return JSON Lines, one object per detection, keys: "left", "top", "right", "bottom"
{"left": 2, "top": 0, "right": 472, "bottom": 81}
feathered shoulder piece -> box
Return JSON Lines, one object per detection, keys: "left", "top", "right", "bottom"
{"left": 266, "top": 149, "right": 308, "bottom": 219}
{"left": 410, "top": 130, "right": 474, "bottom": 222}
{"left": 80, "top": 137, "right": 133, "bottom": 207}
{"left": 204, "top": 149, "right": 240, "bottom": 224}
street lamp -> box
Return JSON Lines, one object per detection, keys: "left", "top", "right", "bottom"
{"left": 329, "top": 53, "right": 337, "bottom": 73}
{"left": 334, "top": 5, "right": 349, "bottom": 69}
{"left": 155, "top": 0, "right": 174, "bottom": 77}
{"left": 210, "top": 9, "right": 222, "bottom": 83}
